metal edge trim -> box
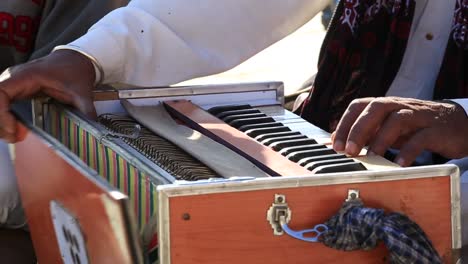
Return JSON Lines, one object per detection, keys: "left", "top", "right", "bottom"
{"left": 158, "top": 190, "right": 171, "bottom": 264}
{"left": 116, "top": 82, "right": 283, "bottom": 101}
{"left": 274, "top": 82, "right": 285, "bottom": 106}
{"left": 450, "top": 166, "right": 462, "bottom": 250}
{"left": 158, "top": 164, "right": 457, "bottom": 198}
{"left": 121, "top": 199, "right": 145, "bottom": 264}
{"left": 32, "top": 97, "right": 49, "bottom": 129}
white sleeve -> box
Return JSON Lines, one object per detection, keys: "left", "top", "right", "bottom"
{"left": 450, "top": 99, "right": 468, "bottom": 116}
{"left": 66, "top": 0, "right": 328, "bottom": 86}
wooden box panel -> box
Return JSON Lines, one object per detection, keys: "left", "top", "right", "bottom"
{"left": 159, "top": 167, "right": 460, "bottom": 264}
{"left": 15, "top": 123, "right": 142, "bottom": 264}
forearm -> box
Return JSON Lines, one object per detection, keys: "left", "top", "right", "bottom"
{"left": 66, "top": 0, "right": 328, "bottom": 86}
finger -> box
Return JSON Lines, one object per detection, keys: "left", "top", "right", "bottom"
{"left": 0, "top": 67, "right": 66, "bottom": 142}
{"left": 346, "top": 98, "right": 404, "bottom": 156}
{"left": 389, "top": 134, "right": 412, "bottom": 149}
{"left": 0, "top": 119, "right": 17, "bottom": 143}
{"left": 395, "top": 129, "right": 437, "bottom": 167}
{"left": 0, "top": 54, "right": 81, "bottom": 105}
{"left": 0, "top": 70, "right": 44, "bottom": 141}
{"left": 0, "top": 51, "right": 96, "bottom": 143}
{"left": 1, "top": 70, "right": 95, "bottom": 123}
{"left": 333, "top": 98, "right": 373, "bottom": 151}
{"left": 368, "top": 109, "right": 419, "bottom": 156}
{"left": 40, "top": 81, "right": 97, "bottom": 121}
{"left": 330, "top": 131, "right": 336, "bottom": 142}
{"left": 0, "top": 66, "right": 79, "bottom": 111}
{"left": 0, "top": 68, "right": 42, "bottom": 103}
{"left": 0, "top": 88, "right": 16, "bottom": 140}
{"left": 0, "top": 113, "right": 17, "bottom": 143}
{"left": 73, "top": 90, "right": 97, "bottom": 120}
{"left": 36, "top": 52, "right": 96, "bottom": 117}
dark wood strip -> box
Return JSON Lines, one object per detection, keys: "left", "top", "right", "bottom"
{"left": 164, "top": 100, "right": 312, "bottom": 176}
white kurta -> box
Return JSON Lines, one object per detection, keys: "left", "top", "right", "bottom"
{"left": 68, "top": 0, "right": 328, "bottom": 86}
{"left": 65, "top": 0, "right": 468, "bottom": 111}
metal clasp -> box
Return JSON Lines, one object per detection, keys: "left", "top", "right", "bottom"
{"left": 104, "top": 124, "right": 141, "bottom": 140}
{"left": 346, "top": 189, "right": 360, "bottom": 202}
{"left": 267, "top": 194, "right": 328, "bottom": 242}
{"left": 98, "top": 113, "right": 142, "bottom": 141}
{"left": 282, "top": 223, "right": 328, "bottom": 243}
{"left": 266, "top": 190, "right": 361, "bottom": 242}
{"left": 266, "top": 194, "right": 291, "bottom": 235}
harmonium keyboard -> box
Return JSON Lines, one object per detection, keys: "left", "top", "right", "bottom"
{"left": 14, "top": 82, "right": 461, "bottom": 263}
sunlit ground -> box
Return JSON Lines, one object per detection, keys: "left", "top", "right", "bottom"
{"left": 180, "top": 15, "right": 327, "bottom": 95}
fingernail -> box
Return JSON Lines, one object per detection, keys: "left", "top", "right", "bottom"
{"left": 345, "top": 141, "right": 359, "bottom": 155}
{"left": 396, "top": 157, "right": 406, "bottom": 167}
{"left": 333, "top": 140, "right": 345, "bottom": 151}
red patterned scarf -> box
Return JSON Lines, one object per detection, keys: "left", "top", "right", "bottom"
{"left": 300, "top": 0, "right": 468, "bottom": 132}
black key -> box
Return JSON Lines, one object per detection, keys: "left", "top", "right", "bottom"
{"left": 312, "top": 162, "right": 367, "bottom": 174}
{"left": 262, "top": 135, "right": 308, "bottom": 146}
{"left": 238, "top": 122, "right": 283, "bottom": 132}
{"left": 286, "top": 148, "right": 336, "bottom": 162}
{"left": 246, "top": 126, "right": 291, "bottom": 138}
{"left": 255, "top": 131, "right": 298, "bottom": 142}
{"left": 223, "top": 113, "right": 267, "bottom": 124}
{"left": 208, "top": 104, "right": 252, "bottom": 115}
{"left": 270, "top": 138, "right": 318, "bottom": 151}
{"left": 278, "top": 144, "right": 327, "bottom": 156}
{"left": 305, "top": 158, "right": 356, "bottom": 171}
{"left": 298, "top": 153, "right": 347, "bottom": 167}
{"left": 216, "top": 109, "right": 262, "bottom": 119}
{"left": 230, "top": 117, "right": 275, "bottom": 129}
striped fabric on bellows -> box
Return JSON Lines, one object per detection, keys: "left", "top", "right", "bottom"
{"left": 46, "top": 104, "right": 157, "bottom": 231}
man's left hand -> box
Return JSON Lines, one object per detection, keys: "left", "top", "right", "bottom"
{"left": 331, "top": 97, "right": 468, "bottom": 166}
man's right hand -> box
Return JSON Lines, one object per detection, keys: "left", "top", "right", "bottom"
{"left": 331, "top": 97, "right": 468, "bottom": 166}
{"left": 0, "top": 50, "right": 96, "bottom": 143}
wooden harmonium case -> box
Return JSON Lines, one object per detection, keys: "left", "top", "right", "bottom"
{"left": 14, "top": 82, "right": 461, "bottom": 263}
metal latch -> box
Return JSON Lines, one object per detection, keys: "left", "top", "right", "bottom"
{"left": 346, "top": 189, "right": 360, "bottom": 201}
{"left": 266, "top": 190, "right": 360, "bottom": 241}
{"left": 266, "top": 194, "right": 291, "bottom": 235}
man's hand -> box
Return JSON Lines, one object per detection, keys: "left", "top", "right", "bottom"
{"left": 331, "top": 97, "right": 468, "bottom": 166}
{"left": 0, "top": 50, "right": 96, "bottom": 143}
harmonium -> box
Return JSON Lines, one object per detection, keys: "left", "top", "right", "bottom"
{"left": 14, "top": 82, "right": 461, "bottom": 263}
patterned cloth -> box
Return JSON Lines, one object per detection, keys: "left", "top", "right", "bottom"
{"left": 322, "top": 199, "right": 442, "bottom": 264}
{"left": 299, "top": 0, "right": 468, "bottom": 132}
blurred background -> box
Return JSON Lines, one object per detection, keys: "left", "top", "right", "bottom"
{"left": 180, "top": 12, "right": 331, "bottom": 95}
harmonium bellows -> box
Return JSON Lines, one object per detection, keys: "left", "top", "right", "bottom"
{"left": 15, "top": 82, "right": 461, "bottom": 264}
